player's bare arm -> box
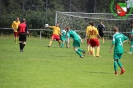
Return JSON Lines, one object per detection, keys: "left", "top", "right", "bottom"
{"left": 109, "top": 44, "right": 114, "bottom": 53}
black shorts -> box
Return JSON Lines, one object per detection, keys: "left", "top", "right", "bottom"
{"left": 19, "top": 33, "right": 27, "bottom": 41}
{"left": 99, "top": 32, "right": 104, "bottom": 37}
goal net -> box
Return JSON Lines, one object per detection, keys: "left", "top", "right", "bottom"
{"left": 55, "top": 11, "right": 133, "bottom": 39}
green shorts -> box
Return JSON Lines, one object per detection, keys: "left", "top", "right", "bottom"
{"left": 73, "top": 40, "right": 80, "bottom": 47}
{"left": 60, "top": 37, "right": 67, "bottom": 42}
{"left": 131, "top": 41, "right": 133, "bottom": 45}
{"left": 113, "top": 53, "right": 123, "bottom": 59}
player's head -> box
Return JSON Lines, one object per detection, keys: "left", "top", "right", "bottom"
{"left": 89, "top": 21, "right": 94, "bottom": 26}
{"left": 100, "top": 21, "right": 102, "bottom": 24}
{"left": 55, "top": 23, "right": 59, "bottom": 27}
{"left": 65, "top": 26, "right": 70, "bottom": 32}
{"left": 22, "top": 19, "right": 26, "bottom": 23}
{"left": 113, "top": 26, "right": 119, "bottom": 32}
{"left": 16, "top": 17, "right": 19, "bottom": 22}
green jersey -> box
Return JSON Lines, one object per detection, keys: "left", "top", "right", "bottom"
{"left": 60, "top": 29, "right": 70, "bottom": 41}
{"left": 60, "top": 30, "right": 66, "bottom": 39}
{"left": 112, "top": 32, "right": 128, "bottom": 54}
{"left": 67, "top": 30, "right": 80, "bottom": 41}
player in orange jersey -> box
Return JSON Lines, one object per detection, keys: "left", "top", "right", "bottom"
{"left": 86, "top": 22, "right": 100, "bottom": 57}
{"left": 86, "top": 22, "right": 93, "bottom": 55}
{"left": 46, "top": 23, "right": 61, "bottom": 47}
{"left": 11, "top": 17, "right": 20, "bottom": 44}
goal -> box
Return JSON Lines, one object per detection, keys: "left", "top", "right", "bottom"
{"left": 55, "top": 11, "right": 133, "bottom": 39}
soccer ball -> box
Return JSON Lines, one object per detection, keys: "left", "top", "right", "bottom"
{"left": 45, "top": 24, "right": 49, "bottom": 27}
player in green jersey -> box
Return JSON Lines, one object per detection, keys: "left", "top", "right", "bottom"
{"left": 129, "top": 21, "right": 133, "bottom": 54}
{"left": 109, "top": 26, "right": 128, "bottom": 75}
{"left": 65, "top": 26, "right": 86, "bottom": 58}
{"left": 60, "top": 28, "right": 70, "bottom": 48}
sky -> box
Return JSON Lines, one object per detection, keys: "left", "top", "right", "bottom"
{"left": 126, "top": 0, "right": 133, "bottom": 8}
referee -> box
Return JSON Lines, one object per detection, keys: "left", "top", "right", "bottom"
{"left": 18, "top": 19, "right": 29, "bottom": 52}
{"left": 97, "top": 21, "right": 105, "bottom": 43}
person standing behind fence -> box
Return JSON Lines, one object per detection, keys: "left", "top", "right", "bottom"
{"left": 18, "top": 19, "right": 29, "bottom": 52}
{"left": 97, "top": 21, "right": 105, "bottom": 44}
{"left": 11, "top": 17, "right": 20, "bottom": 44}
{"left": 109, "top": 26, "right": 128, "bottom": 75}
{"left": 129, "top": 21, "right": 133, "bottom": 54}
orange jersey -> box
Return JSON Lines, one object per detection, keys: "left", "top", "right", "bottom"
{"left": 86, "top": 25, "right": 92, "bottom": 39}
{"left": 86, "top": 26, "right": 98, "bottom": 39}
{"left": 86, "top": 25, "right": 91, "bottom": 34}
{"left": 49, "top": 26, "right": 60, "bottom": 35}
{"left": 11, "top": 21, "right": 20, "bottom": 32}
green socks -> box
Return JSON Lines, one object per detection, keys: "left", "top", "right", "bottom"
{"left": 60, "top": 43, "right": 64, "bottom": 48}
{"left": 114, "top": 59, "right": 123, "bottom": 71}
{"left": 130, "top": 46, "right": 133, "bottom": 53}
{"left": 114, "top": 61, "right": 118, "bottom": 71}
{"left": 117, "top": 60, "right": 123, "bottom": 68}
{"left": 77, "top": 48, "right": 84, "bottom": 52}
{"left": 75, "top": 48, "right": 84, "bottom": 57}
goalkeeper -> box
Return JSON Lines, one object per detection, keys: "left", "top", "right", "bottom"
{"left": 97, "top": 21, "right": 106, "bottom": 44}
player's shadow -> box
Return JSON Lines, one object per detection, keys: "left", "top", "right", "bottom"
{"left": 1, "top": 49, "right": 12, "bottom": 52}
{"left": 55, "top": 55, "right": 69, "bottom": 57}
{"left": 46, "top": 46, "right": 57, "bottom": 48}
{"left": 124, "top": 52, "right": 128, "bottom": 53}
{"left": 89, "top": 71, "right": 110, "bottom": 74}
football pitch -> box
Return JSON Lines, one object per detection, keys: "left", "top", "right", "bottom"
{"left": 0, "top": 36, "right": 133, "bottom": 88}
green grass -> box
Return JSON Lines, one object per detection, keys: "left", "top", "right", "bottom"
{"left": 0, "top": 36, "right": 133, "bottom": 88}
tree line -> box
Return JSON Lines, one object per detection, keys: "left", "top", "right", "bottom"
{"left": 0, "top": 0, "right": 119, "bottom": 28}
{"left": 0, "top": 0, "right": 131, "bottom": 38}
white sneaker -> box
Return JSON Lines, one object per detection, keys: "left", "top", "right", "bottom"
{"left": 128, "top": 52, "right": 132, "bottom": 54}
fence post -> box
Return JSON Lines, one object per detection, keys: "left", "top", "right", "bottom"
{"left": 40, "top": 29, "right": 42, "bottom": 41}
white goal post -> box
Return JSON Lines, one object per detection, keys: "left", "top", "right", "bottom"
{"left": 55, "top": 11, "right": 133, "bottom": 39}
